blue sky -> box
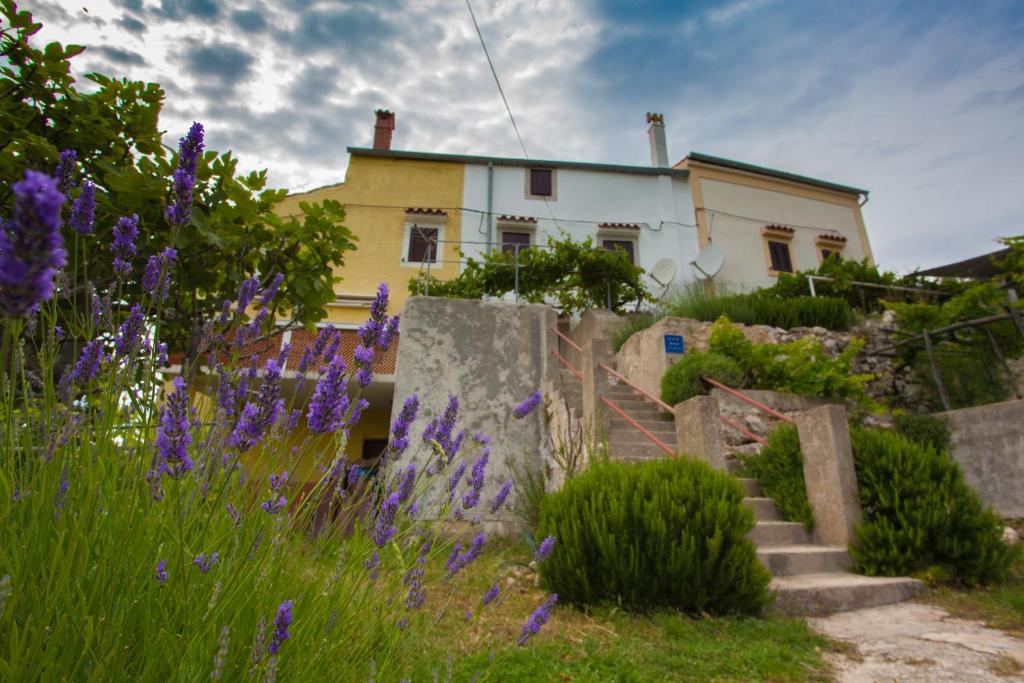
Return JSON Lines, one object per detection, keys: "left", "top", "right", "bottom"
{"left": 28, "top": 0, "right": 1024, "bottom": 272}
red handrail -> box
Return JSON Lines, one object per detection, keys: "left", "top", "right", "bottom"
{"left": 599, "top": 363, "right": 674, "bottom": 414}
{"left": 701, "top": 377, "right": 794, "bottom": 424}
{"left": 600, "top": 395, "right": 676, "bottom": 458}
{"left": 719, "top": 415, "right": 769, "bottom": 447}
{"left": 550, "top": 327, "right": 583, "bottom": 353}
{"left": 551, "top": 349, "right": 583, "bottom": 381}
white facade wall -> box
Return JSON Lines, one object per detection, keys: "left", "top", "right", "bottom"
{"left": 459, "top": 164, "right": 700, "bottom": 297}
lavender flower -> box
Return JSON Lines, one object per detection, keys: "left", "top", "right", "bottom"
{"left": 261, "top": 471, "right": 288, "bottom": 515}
{"left": 226, "top": 503, "right": 242, "bottom": 527}
{"left": 534, "top": 536, "right": 556, "bottom": 563}
{"left": 446, "top": 532, "right": 486, "bottom": 578}
{"left": 229, "top": 359, "right": 284, "bottom": 451}
{"left": 379, "top": 314, "right": 400, "bottom": 350}
{"left": 483, "top": 583, "right": 500, "bottom": 606}
{"left": 321, "top": 329, "right": 341, "bottom": 366}
{"left": 0, "top": 170, "right": 67, "bottom": 317}
{"left": 69, "top": 181, "right": 95, "bottom": 234}
{"left": 364, "top": 551, "right": 380, "bottom": 581}
{"left": 306, "top": 356, "right": 349, "bottom": 433}
{"left": 422, "top": 395, "right": 462, "bottom": 466}
{"left": 258, "top": 272, "right": 284, "bottom": 307}
{"left": 193, "top": 552, "right": 220, "bottom": 573}
{"left": 156, "top": 342, "right": 168, "bottom": 367}
{"left": 446, "top": 462, "right": 467, "bottom": 503}
{"left": 396, "top": 464, "right": 416, "bottom": 503}
{"left": 235, "top": 276, "right": 259, "bottom": 313}
{"left": 111, "top": 214, "right": 139, "bottom": 277}
{"left": 54, "top": 149, "right": 77, "bottom": 193}
{"left": 461, "top": 449, "right": 489, "bottom": 511}
{"left": 267, "top": 599, "right": 293, "bottom": 655}
{"left": 489, "top": 479, "right": 514, "bottom": 514}
{"left": 141, "top": 247, "right": 177, "bottom": 303}
{"left": 165, "top": 122, "right": 205, "bottom": 227}
{"left": 261, "top": 496, "right": 287, "bottom": 515}
{"left": 387, "top": 394, "right": 419, "bottom": 459}
{"left": 347, "top": 398, "right": 369, "bottom": 427}
{"left": 353, "top": 345, "right": 374, "bottom": 365}
{"left": 357, "top": 282, "right": 391, "bottom": 349}
{"left": 156, "top": 377, "right": 194, "bottom": 479}
{"left": 91, "top": 288, "right": 112, "bottom": 330}
{"left": 472, "top": 431, "right": 491, "bottom": 445}
{"left": 372, "top": 491, "right": 401, "bottom": 546}
{"left": 517, "top": 594, "right": 558, "bottom": 646}
{"left": 356, "top": 367, "right": 373, "bottom": 387}
{"left": 513, "top": 390, "right": 542, "bottom": 419}
{"left": 71, "top": 339, "right": 104, "bottom": 385}
{"left": 114, "top": 304, "right": 144, "bottom": 357}
{"left": 155, "top": 560, "right": 168, "bottom": 585}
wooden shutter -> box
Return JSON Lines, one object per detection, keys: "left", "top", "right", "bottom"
{"left": 530, "top": 169, "right": 553, "bottom": 196}
{"left": 408, "top": 227, "right": 438, "bottom": 262}
{"left": 768, "top": 240, "right": 793, "bottom": 272}
{"left": 501, "top": 231, "right": 532, "bottom": 255}
{"left": 602, "top": 239, "right": 635, "bottom": 264}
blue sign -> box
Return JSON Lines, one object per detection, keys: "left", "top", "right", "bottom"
{"left": 664, "top": 334, "right": 685, "bottom": 354}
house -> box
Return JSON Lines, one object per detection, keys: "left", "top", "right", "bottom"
{"left": 675, "top": 152, "right": 873, "bottom": 291}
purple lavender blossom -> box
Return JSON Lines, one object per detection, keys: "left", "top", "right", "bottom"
{"left": 353, "top": 345, "right": 374, "bottom": 365}
{"left": 0, "top": 170, "right": 67, "bottom": 318}
{"left": 306, "top": 356, "right": 349, "bottom": 433}
{"left": 513, "top": 390, "right": 542, "bottom": 419}
{"left": 396, "top": 464, "right": 416, "bottom": 503}
{"left": 347, "top": 398, "right": 369, "bottom": 427}
{"left": 217, "top": 367, "right": 236, "bottom": 416}
{"left": 229, "top": 359, "right": 284, "bottom": 451}
{"left": 422, "top": 395, "right": 462, "bottom": 466}
{"left": 534, "top": 536, "right": 556, "bottom": 563}
{"left": 156, "top": 342, "right": 168, "bottom": 367}
{"left": 193, "top": 551, "right": 220, "bottom": 573}
{"left": 387, "top": 394, "right": 419, "bottom": 459}
{"left": 141, "top": 247, "right": 177, "bottom": 303}
{"left": 54, "top": 149, "right": 77, "bottom": 193}
{"left": 364, "top": 551, "right": 380, "bottom": 581}
{"left": 235, "top": 276, "right": 259, "bottom": 313}
{"left": 165, "top": 122, "right": 204, "bottom": 227}
{"left": 155, "top": 560, "right": 168, "bottom": 585}
{"left": 446, "top": 461, "right": 467, "bottom": 503}
{"left": 357, "top": 282, "right": 391, "bottom": 349}
{"left": 91, "top": 289, "right": 111, "bottom": 331}
{"left": 356, "top": 367, "right": 373, "bottom": 387}
{"left": 320, "top": 328, "right": 341, "bottom": 366}
{"left": 472, "top": 431, "right": 491, "bottom": 445}
{"left": 71, "top": 339, "right": 105, "bottom": 385}
{"left": 69, "top": 181, "right": 95, "bottom": 234}
{"left": 517, "top": 594, "right": 558, "bottom": 645}
{"left": 446, "top": 532, "right": 486, "bottom": 579}
{"left": 267, "top": 599, "right": 293, "bottom": 655}
{"left": 258, "top": 272, "right": 284, "bottom": 308}
{"left": 156, "top": 377, "right": 194, "bottom": 479}
{"left": 489, "top": 479, "right": 514, "bottom": 514}
{"left": 483, "top": 583, "right": 501, "bottom": 606}
{"left": 114, "top": 304, "right": 144, "bottom": 357}
{"left": 379, "top": 314, "right": 400, "bottom": 350}
{"left": 261, "top": 495, "right": 287, "bottom": 515}
{"left": 461, "top": 449, "right": 489, "bottom": 511}
{"left": 111, "top": 214, "right": 139, "bottom": 277}
{"left": 372, "top": 491, "right": 401, "bottom": 546}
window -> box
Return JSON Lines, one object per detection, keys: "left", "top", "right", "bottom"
{"left": 526, "top": 168, "right": 556, "bottom": 199}
{"left": 821, "top": 248, "right": 837, "bottom": 262}
{"left": 816, "top": 233, "right": 846, "bottom": 265}
{"left": 767, "top": 240, "right": 793, "bottom": 273}
{"left": 501, "top": 231, "right": 532, "bottom": 255}
{"left": 407, "top": 226, "right": 438, "bottom": 263}
{"left": 603, "top": 239, "right": 635, "bottom": 264}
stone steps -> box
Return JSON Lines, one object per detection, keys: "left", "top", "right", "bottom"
{"left": 609, "top": 417, "right": 675, "bottom": 434}
{"left": 757, "top": 545, "right": 851, "bottom": 576}
{"left": 744, "top": 497, "right": 782, "bottom": 521}
{"left": 748, "top": 521, "right": 811, "bottom": 545}
{"left": 771, "top": 573, "right": 923, "bottom": 617}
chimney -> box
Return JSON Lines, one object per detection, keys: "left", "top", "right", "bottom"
{"left": 373, "top": 109, "right": 395, "bottom": 150}
{"left": 646, "top": 112, "right": 668, "bottom": 167}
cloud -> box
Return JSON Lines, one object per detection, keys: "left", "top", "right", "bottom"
{"left": 962, "top": 82, "right": 1024, "bottom": 110}
{"left": 231, "top": 9, "right": 268, "bottom": 33}
{"left": 117, "top": 15, "right": 147, "bottom": 35}
{"left": 706, "top": 0, "right": 775, "bottom": 26}
{"left": 181, "top": 42, "right": 256, "bottom": 85}
{"left": 154, "top": 0, "right": 221, "bottom": 21}
{"left": 92, "top": 46, "right": 147, "bottom": 67}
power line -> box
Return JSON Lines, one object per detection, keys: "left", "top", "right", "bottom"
{"left": 700, "top": 207, "right": 846, "bottom": 236}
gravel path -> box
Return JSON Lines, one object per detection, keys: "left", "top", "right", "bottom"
{"left": 809, "top": 602, "right": 1024, "bottom": 681}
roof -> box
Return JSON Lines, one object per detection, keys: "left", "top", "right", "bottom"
{"left": 917, "top": 248, "right": 1012, "bottom": 279}
{"left": 348, "top": 147, "right": 689, "bottom": 178}
{"left": 683, "top": 151, "right": 869, "bottom": 196}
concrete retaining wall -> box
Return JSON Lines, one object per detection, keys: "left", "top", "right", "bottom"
{"left": 940, "top": 399, "right": 1024, "bottom": 519}
{"left": 390, "top": 296, "right": 558, "bottom": 534}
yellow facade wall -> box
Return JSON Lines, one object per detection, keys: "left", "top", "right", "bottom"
{"left": 277, "top": 154, "right": 466, "bottom": 325}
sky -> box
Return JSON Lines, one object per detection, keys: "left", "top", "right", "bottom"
{"left": 24, "top": 0, "right": 1024, "bottom": 272}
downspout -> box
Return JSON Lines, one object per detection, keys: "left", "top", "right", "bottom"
{"left": 859, "top": 192, "right": 869, "bottom": 208}
{"left": 486, "top": 161, "right": 494, "bottom": 252}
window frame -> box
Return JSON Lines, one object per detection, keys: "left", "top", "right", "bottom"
{"left": 500, "top": 230, "right": 533, "bottom": 255}
{"left": 816, "top": 234, "right": 847, "bottom": 266}
{"left": 761, "top": 225, "right": 796, "bottom": 276}
{"left": 401, "top": 214, "right": 446, "bottom": 268}
{"left": 525, "top": 167, "right": 557, "bottom": 200}
{"left": 597, "top": 224, "right": 639, "bottom": 265}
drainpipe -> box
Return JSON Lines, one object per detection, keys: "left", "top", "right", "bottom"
{"left": 859, "top": 192, "right": 869, "bottom": 208}
{"left": 486, "top": 161, "right": 494, "bottom": 252}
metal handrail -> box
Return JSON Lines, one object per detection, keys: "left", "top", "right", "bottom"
{"left": 600, "top": 395, "right": 675, "bottom": 458}
{"left": 719, "top": 415, "right": 769, "bottom": 447}
{"left": 552, "top": 349, "right": 583, "bottom": 380}
{"left": 701, "top": 376, "right": 794, "bottom": 424}
{"left": 550, "top": 326, "right": 583, "bottom": 353}
{"left": 599, "top": 363, "right": 674, "bottom": 413}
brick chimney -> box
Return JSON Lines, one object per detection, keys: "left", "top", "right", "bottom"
{"left": 646, "top": 112, "right": 668, "bottom": 167}
{"left": 373, "top": 109, "right": 395, "bottom": 150}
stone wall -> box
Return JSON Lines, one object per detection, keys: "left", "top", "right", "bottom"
{"left": 391, "top": 296, "right": 558, "bottom": 535}
{"left": 939, "top": 399, "right": 1024, "bottom": 519}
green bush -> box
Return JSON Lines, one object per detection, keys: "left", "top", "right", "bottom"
{"left": 667, "top": 287, "right": 853, "bottom": 331}
{"left": 611, "top": 311, "right": 663, "bottom": 352}
{"left": 744, "top": 424, "right": 1012, "bottom": 584}
{"left": 538, "top": 458, "right": 772, "bottom": 613}
{"left": 738, "top": 425, "right": 813, "bottom": 529}
{"left": 660, "top": 351, "right": 744, "bottom": 405}
{"left": 893, "top": 413, "right": 951, "bottom": 453}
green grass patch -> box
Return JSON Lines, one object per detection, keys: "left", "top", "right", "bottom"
{"left": 920, "top": 549, "right": 1024, "bottom": 636}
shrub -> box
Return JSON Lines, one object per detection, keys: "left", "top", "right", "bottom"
{"left": 893, "top": 413, "right": 951, "bottom": 453}
{"left": 537, "top": 458, "right": 772, "bottom": 614}
{"left": 666, "top": 285, "right": 853, "bottom": 331}
{"left": 744, "top": 424, "right": 1012, "bottom": 584}
{"left": 660, "top": 351, "right": 744, "bottom": 405}
{"left": 611, "top": 311, "right": 662, "bottom": 352}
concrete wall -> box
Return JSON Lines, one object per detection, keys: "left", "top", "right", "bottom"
{"left": 940, "top": 399, "right": 1024, "bottom": 518}
{"left": 564, "top": 309, "right": 621, "bottom": 374}
{"left": 390, "top": 296, "right": 558, "bottom": 534}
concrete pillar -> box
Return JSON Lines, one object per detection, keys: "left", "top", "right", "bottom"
{"left": 674, "top": 396, "right": 726, "bottom": 470}
{"left": 795, "top": 404, "right": 862, "bottom": 547}
{"left": 581, "top": 339, "right": 613, "bottom": 452}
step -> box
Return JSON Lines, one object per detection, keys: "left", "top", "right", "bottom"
{"left": 609, "top": 417, "right": 676, "bottom": 434}
{"left": 744, "top": 497, "right": 782, "bottom": 521}
{"left": 771, "top": 572, "right": 923, "bottom": 617}
{"left": 757, "top": 545, "right": 851, "bottom": 576}
{"left": 606, "top": 404, "right": 674, "bottom": 420}
{"left": 748, "top": 521, "right": 811, "bottom": 546}
{"left": 737, "top": 478, "right": 761, "bottom": 497}
{"left": 608, "top": 441, "right": 676, "bottom": 460}
{"left": 609, "top": 432, "right": 677, "bottom": 449}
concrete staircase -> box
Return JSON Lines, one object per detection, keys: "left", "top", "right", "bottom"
{"left": 606, "top": 382, "right": 678, "bottom": 460}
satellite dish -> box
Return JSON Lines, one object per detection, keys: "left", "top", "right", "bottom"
{"left": 650, "top": 258, "right": 677, "bottom": 287}
{"left": 691, "top": 244, "right": 725, "bottom": 279}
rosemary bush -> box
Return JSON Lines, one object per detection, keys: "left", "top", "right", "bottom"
{"left": 0, "top": 130, "right": 555, "bottom": 680}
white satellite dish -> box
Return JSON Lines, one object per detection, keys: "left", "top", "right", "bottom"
{"left": 650, "top": 258, "right": 677, "bottom": 287}
{"left": 691, "top": 244, "right": 725, "bottom": 279}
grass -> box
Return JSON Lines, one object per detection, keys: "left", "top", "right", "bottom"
{"left": 398, "top": 539, "right": 839, "bottom": 681}
{"left": 918, "top": 546, "right": 1024, "bottom": 636}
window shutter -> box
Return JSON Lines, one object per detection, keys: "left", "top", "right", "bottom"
{"left": 768, "top": 241, "right": 793, "bottom": 272}
{"left": 602, "top": 239, "right": 635, "bottom": 264}
{"left": 530, "top": 169, "right": 553, "bottom": 196}
{"left": 501, "top": 231, "right": 532, "bottom": 254}
{"left": 408, "top": 227, "right": 438, "bottom": 262}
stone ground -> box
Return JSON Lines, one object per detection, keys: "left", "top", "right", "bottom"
{"left": 809, "top": 602, "right": 1024, "bottom": 681}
